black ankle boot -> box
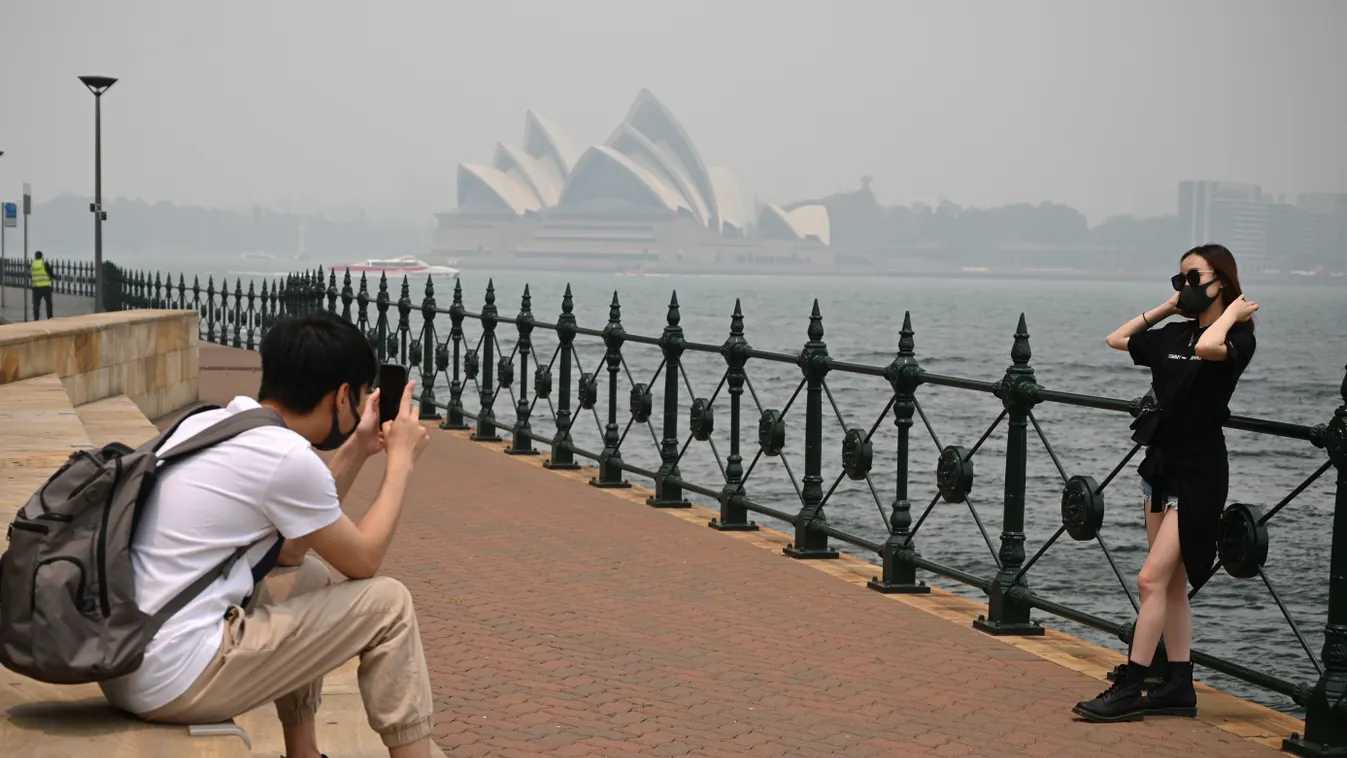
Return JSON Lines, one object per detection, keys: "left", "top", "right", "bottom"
{"left": 1073, "top": 660, "right": 1147, "bottom": 723}
{"left": 1145, "top": 661, "right": 1197, "bottom": 717}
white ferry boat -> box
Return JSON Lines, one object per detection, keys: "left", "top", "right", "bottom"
{"left": 329, "top": 255, "right": 459, "bottom": 278}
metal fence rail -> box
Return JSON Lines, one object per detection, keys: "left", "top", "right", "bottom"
{"left": 27, "top": 260, "right": 1345, "bottom": 755}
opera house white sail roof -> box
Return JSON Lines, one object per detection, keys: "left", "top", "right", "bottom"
{"left": 450, "top": 89, "right": 826, "bottom": 244}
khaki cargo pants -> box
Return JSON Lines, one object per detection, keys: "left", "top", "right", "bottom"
{"left": 141, "top": 556, "right": 434, "bottom": 748}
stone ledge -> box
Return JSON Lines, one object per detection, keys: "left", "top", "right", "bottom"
{"left": 0, "top": 310, "right": 199, "bottom": 420}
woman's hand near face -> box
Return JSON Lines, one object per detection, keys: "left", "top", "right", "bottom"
{"left": 1227, "top": 293, "right": 1259, "bottom": 322}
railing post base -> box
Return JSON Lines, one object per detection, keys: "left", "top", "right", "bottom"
{"left": 589, "top": 454, "right": 630, "bottom": 489}
{"left": 544, "top": 459, "right": 581, "bottom": 471}
{"left": 972, "top": 580, "right": 1044, "bottom": 636}
{"left": 440, "top": 417, "right": 470, "bottom": 431}
{"left": 783, "top": 543, "right": 839, "bottom": 560}
{"left": 504, "top": 447, "right": 539, "bottom": 456}
{"left": 470, "top": 409, "right": 501, "bottom": 442}
{"left": 708, "top": 518, "right": 758, "bottom": 532}
{"left": 592, "top": 479, "right": 632, "bottom": 489}
{"left": 710, "top": 495, "right": 757, "bottom": 530}
{"left": 647, "top": 497, "right": 689, "bottom": 508}
{"left": 1283, "top": 679, "right": 1347, "bottom": 757}
{"left": 868, "top": 546, "right": 928, "bottom": 594}
{"left": 868, "top": 578, "right": 929, "bottom": 594}
{"left": 1283, "top": 630, "right": 1346, "bottom": 756}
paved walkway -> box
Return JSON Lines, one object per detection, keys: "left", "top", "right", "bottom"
{"left": 0, "top": 286, "right": 95, "bottom": 324}
{"left": 192, "top": 345, "right": 1290, "bottom": 758}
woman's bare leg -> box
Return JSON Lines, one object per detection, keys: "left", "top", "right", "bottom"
{"left": 1131, "top": 509, "right": 1183, "bottom": 666}
{"left": 1162, "top": 554, "right": 1192, "bottom": 662}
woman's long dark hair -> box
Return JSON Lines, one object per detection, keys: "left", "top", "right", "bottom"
{"left": 1180, "top": 243, "right": 1254, "bottom": 332}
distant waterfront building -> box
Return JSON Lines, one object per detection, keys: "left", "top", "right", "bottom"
{"left": 434, "top": 90, "right": 832, "bottom": 273}
{"left": 1296, "top": 193, "right": 1347, "bottom": 271}
{"left": 1177, "top": 181, "right": 1268, "bottom": 271}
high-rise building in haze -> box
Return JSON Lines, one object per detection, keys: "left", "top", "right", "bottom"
{"left": 1177, "top": 181, "right": 1268, "bottom": 271}
{"left": 1178, "top": 183, "right": 1347, "bottom": 273}
{"left": 1296, "top": 192, "right": 1347, "bottom": 270}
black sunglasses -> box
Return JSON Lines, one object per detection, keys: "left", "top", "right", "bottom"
{"left": 1171, "top": 269, "right": 1220, "bottom": 291}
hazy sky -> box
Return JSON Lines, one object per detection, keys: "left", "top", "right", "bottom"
{"left": 2, "top": 0, "right": 1344, "bottom": 225}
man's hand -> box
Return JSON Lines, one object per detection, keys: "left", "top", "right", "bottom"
{"left": 382, "top": 380, "right": 429, "bottom": 469}
{"left": 354, "top": 388, "right": 385, "bottom": 457}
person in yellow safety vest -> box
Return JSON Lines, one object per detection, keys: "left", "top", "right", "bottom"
{"left": 30, "top": 251, "right": 54, "bottom": 321}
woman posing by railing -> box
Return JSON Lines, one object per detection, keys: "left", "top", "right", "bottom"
{"left": 1076, "top": 243, "right": 1261, "bottom": 722}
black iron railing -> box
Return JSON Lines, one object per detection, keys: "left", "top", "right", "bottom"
{"left": 26, "top": 261, "right": 1347, "bottom": 755}
{"left": 0, "top": 257, "right": 98, "bottom": 298}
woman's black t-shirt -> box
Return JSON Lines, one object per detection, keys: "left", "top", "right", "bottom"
{"left": 1127, "top": 320, "right": 1256, "bottom": 454}
{"left": 1125, "top": 318, "right": 1256, "bottom": 589}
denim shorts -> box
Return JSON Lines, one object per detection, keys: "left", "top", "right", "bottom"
{"left": 1141, "top": 478, "right": 1178, "bottom": 512}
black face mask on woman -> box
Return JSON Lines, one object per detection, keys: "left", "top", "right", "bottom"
{"left": 1171, "top": 269, "right": 1221, "bottom": 316}
{"left": 315, "top": 387, "right": 361, "bottom": 451}
{"left": 1176, "top": 282, "right": 1219, "bottom": 316}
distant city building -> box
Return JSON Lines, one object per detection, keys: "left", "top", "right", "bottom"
{"left": 1177, "top": 181, "right": 1268, "bottom": 271}
{"left": 1296, "top": 193, "right": 1347, "bottom": 271}
{"left": 1178, "top": 182, "right": 1347, "bottom": 273}
{"left": 434, "top": 90, "right": 832, "bottom": 273}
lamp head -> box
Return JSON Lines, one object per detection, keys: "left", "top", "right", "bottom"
{"left": 79, "top": 76, "right": 118, "bottom": 96}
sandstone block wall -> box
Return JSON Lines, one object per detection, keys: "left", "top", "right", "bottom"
{"left": 0, "top": 310, "right": 199, "bottom": 420}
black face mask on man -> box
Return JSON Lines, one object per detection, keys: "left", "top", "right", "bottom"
{"left": 315, "top": 386, "right": 361, "bottom": 451}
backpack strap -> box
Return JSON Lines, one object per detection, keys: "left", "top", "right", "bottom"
{"left": 144, "top": 406, "right": 289, "bottom": 630}
{"left": 150, "top": 535, "right": 273, "bottom": 629}
{"left": 138, "top": 404, "right": 222, "bottom": 454}
{"left": 154, "top": 407, "right": 286, "bottom": 464}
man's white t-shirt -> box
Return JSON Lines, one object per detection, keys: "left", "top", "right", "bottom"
{"left": 98, "top": 396, "right": 342, "bottom": 715}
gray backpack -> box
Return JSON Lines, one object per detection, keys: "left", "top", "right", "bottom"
{"left": 0, "top": 405, "right": 284, "bottom": 684}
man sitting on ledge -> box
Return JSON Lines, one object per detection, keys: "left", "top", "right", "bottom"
{"left": 98, "top": 310, "right": 435, "bottom": 758}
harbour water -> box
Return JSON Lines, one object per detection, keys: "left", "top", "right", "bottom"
{"left": 139, "top": 256, "right": 1345, "bottom": 715}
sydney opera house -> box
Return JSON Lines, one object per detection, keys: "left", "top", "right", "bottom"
{"left": 432, "top": 90, "right": 832, "bottom": 273}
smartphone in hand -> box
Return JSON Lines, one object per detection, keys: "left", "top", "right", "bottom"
{"left": 378, "top": 363, "right": 408, "bottom": 424}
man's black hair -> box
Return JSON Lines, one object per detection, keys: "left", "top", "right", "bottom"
{"left": 33, "top": 251, "right": 43, "bottom": 259}
{"left": 258, "top": 310, "right": 377, "bottom": 414}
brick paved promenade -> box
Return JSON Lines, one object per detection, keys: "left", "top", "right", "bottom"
{"left": 191, "top": 346, "right": 1298, "bottom": 758}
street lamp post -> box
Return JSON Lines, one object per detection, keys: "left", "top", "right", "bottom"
{"left": 79, "top": 75, "right": 117, "bottom": 313}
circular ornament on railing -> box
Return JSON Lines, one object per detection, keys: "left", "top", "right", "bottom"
{"left": 1218, "top": 502, "right": 1268, "bottom": 579}
{"left": 629, "top": 383, "right": 652, "bottom": 423}
{"left": 409, "top": 340, "right": 422, "bottom": 368}
{"left": 1060, "top": 475, "right": 1105, "bottom": 541}
{"left": 578, "top": 373, "right": 598, "bottom": 410}
{"left": 497, "top": 357, "right": 515, "bottom": 388}
{"left": 534, "top": 366, "right": 552, "bottom": 399}
{"left": 435, "top": 343, "right": 449, "bottom": 373}
{"left": 759, "top": 409, "right": 786, "bottom": 456}
{"left": 689, "top": 398, "right": 714, "bottom": 441}
{"left": 463, "top": 349, "right": 480, "bottom": 381}
{"left": 841, "top": 429, "right": 873, "bottom": 481}
{"left": 386, "top": 334, "right": 399, "bottom": 359}
{"left": 936, "top": 446, "right": 973, "bottom": 503}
